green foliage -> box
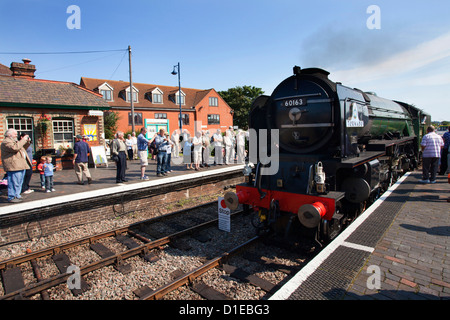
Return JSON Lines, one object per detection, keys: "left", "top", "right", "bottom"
{"left": 218, "top": 85, "right": 264, "bottom": 129}
{"left": 103, "top": 111, "right": 120, "bottom": 140}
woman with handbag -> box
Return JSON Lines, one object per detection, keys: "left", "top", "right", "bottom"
{"left": 111, "top": 131, "right": 128, "bottom": 183}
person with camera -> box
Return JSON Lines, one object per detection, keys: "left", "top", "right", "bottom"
{"left": 1, "top": 129, "right": 32, "bottom": 203}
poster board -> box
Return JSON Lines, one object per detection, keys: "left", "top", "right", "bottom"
{"left": 90, "top": 146, "right": 108, "bottom": 168}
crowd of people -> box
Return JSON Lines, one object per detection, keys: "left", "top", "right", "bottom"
{"left": 109, "top": 126, "right": 249, "bottom": 182}
{"left": 3, "top": 124, "right": 447, "bottom": 204}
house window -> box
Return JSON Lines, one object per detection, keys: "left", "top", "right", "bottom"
{"left": 53, "top": 120, "right": 74, "bottom": 148}
{"left": 209, "top": 97, "right": 218, "bottom": 107}
{"left": 175, "top": 91, "right": 185, "bottom": 105}
{"left": 98, "top": 82, "right": 114, "bottom": 102}
{"left": 128, "top": 112, "right": 143, "bottom": 126}
{"left": 101, "top": 89, "right": 112, "bottom": 101}
{"left": 153, "top": 93, "right": 163, "bottom": 104}
{"left": 155, "top": 113, "right": 167, "bottom": 119}
{"left": 179, "top": 114, "right": 190, "bottom": 125}
{"left": 207, "top": 114, "right": 220, "bottom": 125}
{"left": 127, "top": 91, "right": 138, "bottom": 103}
{"left": 7, "top": 117, "right": 33, "bottom": 133}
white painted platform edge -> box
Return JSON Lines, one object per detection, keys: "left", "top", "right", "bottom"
{"left": 269, "top": 172, "right": 411, "bottom": 300}
{"left": 0, "top": 165, "right": 244, "bottom": 217}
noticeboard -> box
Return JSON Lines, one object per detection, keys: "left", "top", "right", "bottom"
{"left": 90, "top": 146, "right": 108, "bottom": 168}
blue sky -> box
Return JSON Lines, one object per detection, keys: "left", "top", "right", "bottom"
{"left": 0, "top": 0, "right": 449, "bottom": 121}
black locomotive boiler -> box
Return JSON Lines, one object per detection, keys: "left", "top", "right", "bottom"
{"left": 225, "top": 66, "right": 430, "bottom": 243}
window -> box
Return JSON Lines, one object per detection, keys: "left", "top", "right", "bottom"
{"left": 127, "top": 91, "right": 138, "bottom": 103}
{"left": 176, "top": 94, "right": 185, "bottom": 105}
{"left": 7, "top": 117, "right": 33, "bottom": 133}
{"left": 101, "top": 89, "right": 112, "bottom": 101}
{"left": 153, "top": 93, "right": 163, "bottom": 104}
{"left": 207, "top": 114, "right": 220, "bottom": 125}
{"left": 174, "top": 90, "right": 185, "bottom": 105}
{"left": 125, "top": 86, "right": 139, "bottom": 103}
{"left": 53, "top": 120, "right": 74, "bottom": 148}
{"left": 209, "top": 97, "right": 218, "bottom": 107}
{"left": 128, "top": 112, "right": 143, "bottom": 125}
{"left": 155, "top": 113, "right": 167, "bottom": 119}
{"left": 179, "top": 114, "right": 190, "bottom": 125}
{"left": 98, "top": 82, "right": 114, "bottom": 101}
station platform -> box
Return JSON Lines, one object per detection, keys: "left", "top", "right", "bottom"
{"left": 0, "top": 158, "right": 244, "bottom": 246}
{"left": 271, "top": 171, "right": 450, "bottom": 300}
{"left": 0, "top": 158, "right": 243, "bottom": 211}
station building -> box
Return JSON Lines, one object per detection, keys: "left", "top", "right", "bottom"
{"left": 80, "top": 77, "right": 234, "bottom": 139}
{"left": 0, "top": 59, "right": 110, "bottom": 173}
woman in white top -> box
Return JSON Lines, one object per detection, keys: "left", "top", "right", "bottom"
{"left": 213, "top": 129, "right": 223, "bottom": 165}
{"left": 192, "top": 132, "right": 202, "bottom": 171}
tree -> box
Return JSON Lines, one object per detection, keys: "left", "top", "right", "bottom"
{"left": 218, "top": 86, "right": 264, "bottom": 129}
{"left": 103, "top": 111, "right": 120, "bottom": 140}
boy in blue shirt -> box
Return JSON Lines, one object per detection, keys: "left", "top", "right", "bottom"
{"left": 43, "top": 156, "right": 55, "bottom": 192}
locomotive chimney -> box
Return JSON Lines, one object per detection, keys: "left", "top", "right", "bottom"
{"left": 10, "top": 58, "right": 36, "bottom": 78}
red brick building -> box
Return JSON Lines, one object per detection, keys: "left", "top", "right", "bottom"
{"left": 80, "top": 77, "right": 233, "bottom": 139}
{"left": 0, "top": 60, "right": 110, "bottom": 172}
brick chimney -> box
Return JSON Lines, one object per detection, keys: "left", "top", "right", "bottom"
{"left": 10, "top": 58, "right": 36, "bottom": 78}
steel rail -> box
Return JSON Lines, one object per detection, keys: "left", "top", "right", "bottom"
{"left": 0, "top": 201, "right": 217, "bottom": 270}
{"left": 0, "top": 210, "right": 243, "bottom": 300}
{"left": 140, "top": 236, "right": 260, "bottom": 300}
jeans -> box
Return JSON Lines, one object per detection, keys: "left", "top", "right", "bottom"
{"left": 157, "top": 151, "right": 167, "bottom": 174}
{"left": 45, "top": 175, "right": 54, "bottom": 191}
{"left": 7, "top": 170, "right": 25, "bottom": 201}
{"left": 165, "top": 153, "right": 172, "bottom": 172}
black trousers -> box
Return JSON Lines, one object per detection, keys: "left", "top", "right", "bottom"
{"left": 21, "top": 168, "right": 33, "bottom": 192}
{"left": 422, "top": 157, "right": 439, "bottom": 181}
{"left": 439, "top": 147, "right": 448, "bottom": 174}
{"left": 116, "top": 151, "right": 127, "bottom": 182}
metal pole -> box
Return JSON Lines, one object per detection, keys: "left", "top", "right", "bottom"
{"left": 177, "top": 62, "right": 182, "bottom": 132}
{"left": 128, "top": 45, "right": 135, "bottom": 134}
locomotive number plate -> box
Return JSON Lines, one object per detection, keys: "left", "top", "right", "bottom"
{"left": 282, "top": 98, "right": 307, "bottom": 107}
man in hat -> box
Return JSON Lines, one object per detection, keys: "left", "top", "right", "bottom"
{"left": 73, "top": 134, "right": 92, "bottom": 185}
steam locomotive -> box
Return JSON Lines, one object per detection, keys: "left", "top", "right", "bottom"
{"left": 225, "top": 66, "right": 430, "bottom": 244}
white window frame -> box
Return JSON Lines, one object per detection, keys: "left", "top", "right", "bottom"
{"left": 151, "top": 88, "right": 164, "bottom": 104}
{"left": 126, "top": 86, "right": 139, "bottom": 103}
{"left": 98, "top": 82, "right": 114, "bottom": 102}
{"left": 175, "top": 90, "right": 185, "bottom": 105}
{"left": 52, "top": 119, "right": 74, "bottom": 149}
{"left": 209, "top": 97, "right": 218, "bottom": 107}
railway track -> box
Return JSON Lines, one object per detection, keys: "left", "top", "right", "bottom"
{"left": 0, "top": 201, "right": 305, "bottom": 300}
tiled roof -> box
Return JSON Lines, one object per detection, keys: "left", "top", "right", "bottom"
{"left": 80, "top": 77, "right": 214, "bottom": 110}
{"left": 0, "top": 76, "right": 110, "bottom": 109}
{"left": 0, "top": 63, "right": 12, "bottom": 76}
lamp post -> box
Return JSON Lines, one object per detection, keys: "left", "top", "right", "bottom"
{"left": 171, "top": 62, "right": 182, "bottom": 132}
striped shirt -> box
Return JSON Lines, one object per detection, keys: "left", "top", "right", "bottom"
{"left": 421, "top": 132, "right": 444, "bottom": 158}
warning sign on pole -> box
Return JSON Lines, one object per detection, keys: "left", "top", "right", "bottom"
{"left": 218, "top": 197, "right": 231, "bottom": 232}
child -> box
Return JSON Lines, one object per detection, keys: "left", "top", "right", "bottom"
{"left": 37, "top": 156, "right": 46, "bottom": 189}
{"left": 43, "top": 156, "right": 55, "bottom": 193}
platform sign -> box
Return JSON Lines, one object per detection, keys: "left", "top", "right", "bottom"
{"left": 218, "top": 197, "right": 231, "bottom": 232}
{"left": 90, "top": 146, "right": 108, "bottom": 168}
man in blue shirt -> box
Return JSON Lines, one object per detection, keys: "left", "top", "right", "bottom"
{"left": 73, "top": 135, "right": 92, "bottom": 185}
{"left": 440, "top": 126, "right": 450, "bottom": 175}
{"left": 154, "top": 129, "right": 169, "bottom": 177}
{"left": 137, "top": 127, "right": 151, "bottom": 180}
